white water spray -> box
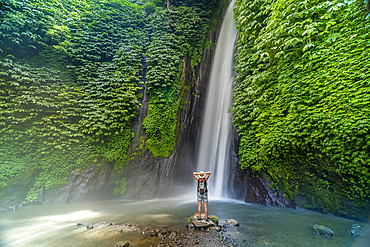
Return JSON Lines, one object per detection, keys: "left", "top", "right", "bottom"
{"left": 196, "top": 0, "right": 237, "bottom": 198}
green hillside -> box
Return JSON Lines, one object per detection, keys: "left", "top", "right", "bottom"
{"left": 233, "top": 0, "right": 370, "bottom": 217}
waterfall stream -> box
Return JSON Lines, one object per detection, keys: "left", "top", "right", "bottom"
{"left": 196, "top": 0, "right": 237, "bottom": 198}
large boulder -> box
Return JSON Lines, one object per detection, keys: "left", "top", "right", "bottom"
{"left": 187, "top": 213, "right": 218, "bottom": 229}
{"left": 223, "top": 219, "right": 239, "bottom": 227}
{"left": 313, "top": 224, "right": 334, "bottom": 236}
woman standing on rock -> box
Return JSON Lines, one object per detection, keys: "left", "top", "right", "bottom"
{"left": 193, "top": 171, "right": 211, "bottom": 222}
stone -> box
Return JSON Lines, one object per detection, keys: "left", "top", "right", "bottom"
{"left": 86, "top": 224, "right": 94, "bottom": 229}
{"left": 187, "top": 223, "right": 195, "bottom": 229}
{"left": 76, "top": 223, "right": 84, "bottom": 226}
{"left": 223, "top": 219, "right": 239, "bottom": 227}
{"left": 350, "top": 224, "right": 370, "bottom": 238}
{"left": 313, "top": 225, "right": 334, "bottom": 236}
{"left": 209, "top": 226, "right": 221, "bottom": 231}
{"left": 349, "top": 223, "right": 364, "bottom": 237}
{"left": 187, "top": 213, "right": 218, "bottom": 229}
{"left": 115, "top": 241, "right": 130, "bottom": 247}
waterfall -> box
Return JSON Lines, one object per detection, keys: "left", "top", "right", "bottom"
{"left": 196, "top": 0, "right": 237, "bottom": 198}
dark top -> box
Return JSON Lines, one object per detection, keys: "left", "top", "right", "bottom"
{"left": 197, "top": 175, "right": 208, "bottom": 193}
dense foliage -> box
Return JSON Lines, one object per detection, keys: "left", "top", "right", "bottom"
{"left": 233, "top": 0, "right": 370, "bottom": 214}
{"left": 0, "top": 0, "right": 222, "bottom": 202}
{"left": 143, "top": 0, "right": 221, "bottom": 157}
{"left": 0, "top": 0, "right": 147, "bottom": 201}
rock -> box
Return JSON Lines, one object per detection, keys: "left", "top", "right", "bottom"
{"left": 115, "top": 241, "right": 130, "bottom": 247}
{"left": 313, "top": 224, "right": 334, "bottom": 236}
{"left": 86, "top": 224, "right": 94, "bottom": 229}
{"left": 223, "top": 219, "right": 239, "bottom": 227}
{"left": 187, "top": 213, "right": 218, "bottom": 229}
{"left": 187, "top": 223, "right": 195, "bottom": 229}
{"left": 76, "top": 223, "right": 84, "bottom": 226}
{"left": 0, "top": 203, "right": 24, "bottom": 213}
{"left": 350, "top": 224, "right": 370, "bottom": 238}
{"left": 349, "top": 223, "right": 364, "bottom": 236}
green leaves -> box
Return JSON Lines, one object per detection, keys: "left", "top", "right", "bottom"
{"left": 143, "top": 4, "right": 216, "bottom": 157}
{"left": 0, "top": 0, "right": 221, "bottom": 201}
{"left": 113, "top": 177, "right": 127, "bottom": 196}
{"left": 233, "top": 0, "right": 370, "bottom": 209}
{"left": 0, "top": 0, "right": 146, "bottom": 201}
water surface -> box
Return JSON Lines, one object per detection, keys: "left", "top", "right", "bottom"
{"left": 0, "top": 196, "right": 368, "bottom": 246}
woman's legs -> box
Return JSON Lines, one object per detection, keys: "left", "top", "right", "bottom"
{"left": 204, "top": 201, "right": 208, "bottom": 220}
{"left": 198, "top": 200, "right": 202, "bottom": 219}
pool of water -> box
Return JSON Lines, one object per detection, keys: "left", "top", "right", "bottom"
{"left": 0, "top": 195, "right": 369, "bottom": 246}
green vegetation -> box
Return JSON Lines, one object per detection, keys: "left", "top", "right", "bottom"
{"left": 113, "top": 177, "right": 128, "bottom": 196}
{"left": 0, "top": 0, "right": 146, "bottom": 202}
{"left": 233, "top": 0, "right": 370, "bottom": 215}
{"left": 143, "top": 0, "right": 220, "bottom": 157}
{"left": 4, "top": 0, "right": 368, "bottom": 218}
{"left": 0, "top": 0, "right": 221, "bottom": 203}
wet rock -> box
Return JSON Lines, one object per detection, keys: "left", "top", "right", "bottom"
{"left": 115, "top": 241, "right": 130, "bottom": 247}
{"left": 44, "top": 163, "right": 117, "bottom": 204}
{"left": 349, "top": 223, "right": 364, "bottom": 236}
{"left": 224, "top": 219, "right": 239, "bottom": 227}
{"left": 349, "top": 224, "right": 370, "bottom": 238}
{"left": 209, "top": 226, "right": 221, "bottom": 231}
{"left": 313, "top": 224, "right": 334, "bottom": 236}
{"left": 76, "top": 223, "right": 84, "bottom": 226}
{"left": 86, "top": 224, "right": 94, "bottom": 229}
{"left": 0, "top": 203, "right": 24, "bottom": 213}
{"left": 187, "top": 213, "right": 218, "bottom": 229}
{"left": 187, "top": 223, "right": 195, "bottom": 229}
{"left": 107, "top": 222, "right": 114, "bottom": 226}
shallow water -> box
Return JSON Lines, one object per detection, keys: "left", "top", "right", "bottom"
{"left": 0, "top": 195, "right": 369, "bottom": 246}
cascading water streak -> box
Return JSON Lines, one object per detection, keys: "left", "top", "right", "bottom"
{"left": 196, "top": 0, "right": 237, "bottom": 199}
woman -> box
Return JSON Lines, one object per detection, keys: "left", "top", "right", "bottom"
{"left": 193, "top": 170, "right": 211, "bottom": 222}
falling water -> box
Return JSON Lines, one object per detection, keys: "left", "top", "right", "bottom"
{"left": 196, "top": 0, "right": 237, "bottom": 198}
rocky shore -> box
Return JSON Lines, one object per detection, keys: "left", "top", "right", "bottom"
{"left": 74, "top": 215, "right": 243, "bottom": 247}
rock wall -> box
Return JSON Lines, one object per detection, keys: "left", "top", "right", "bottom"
{"left": 226, "top": 114, "right": 295, "bottom": 208}
{"left": 44, "top": 163, "right": 117, "bottom": 203}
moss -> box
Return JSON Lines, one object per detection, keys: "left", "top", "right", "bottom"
{"left": 210, "top": 216, "right": 219, "bottom": 224}
{"left": 187, "top": 216, "right": 193, "bottom": 224}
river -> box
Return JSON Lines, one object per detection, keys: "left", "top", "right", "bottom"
{"left": 0, "top": 194, "right": 368, "bottom": 246}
